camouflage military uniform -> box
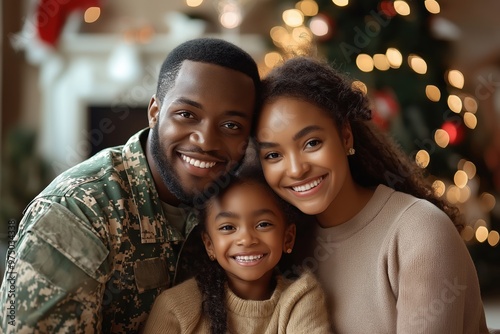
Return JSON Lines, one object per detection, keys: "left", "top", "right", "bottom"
{"left": 0, "top": 129, "right": 200, "bottom": 333}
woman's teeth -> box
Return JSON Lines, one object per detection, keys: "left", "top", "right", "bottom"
{"left": 292, "top": 177, "right": 323, "bottom": 192}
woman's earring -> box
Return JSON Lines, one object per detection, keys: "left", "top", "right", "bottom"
{"left": 347, "top": 147, "right": 356, "bottom": 156}
{"left": 286, "top": 248, "right": 292, "bottom": 254}
{"left": 208, "top": 254, "right": 215, "bottom": 261}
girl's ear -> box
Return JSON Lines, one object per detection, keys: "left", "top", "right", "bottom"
{"left": 283, "top": 224, "right": 296, "bottom": 253}
{"left": 202, "top": 232, "right": 216, "bottom": 260}
{"left": 147, "top": 95, "right": 160, "bottom": 129}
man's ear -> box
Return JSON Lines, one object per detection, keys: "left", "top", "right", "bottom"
{"left": 202, "top": 232, "right": 216, "bottom": 260}
{"left": 283, "top": 224, "right": 296, "bottom": 253}
{"left": 148, "top": 95, "right": 160, "bottom": 128}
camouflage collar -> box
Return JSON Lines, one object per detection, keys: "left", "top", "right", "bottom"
{"left": 122, "top": 129, "right": 183, "bottom": 244}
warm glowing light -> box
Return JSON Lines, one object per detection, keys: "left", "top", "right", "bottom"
{"left": 488, "top": 231, "right": 500, "bottom": 247}
{"left": 296, "top": 0, "right": 319, "bottom": 16}
{"left": 186, "top": 0, "right": 203, "bottom": 7}
{"left": 292, "top": 26, "right": 313, "bottom": 44}
{"left": 373, "top": 54, "right": 390, "bottom": 71}
{"left": 447, "top": 95, "right": 462, "bottom": 113}
{"left": 476, "top": 226, "right": 489, "bottom": 243}
{"left": 356, "top": 54, "right": 374, "bottom": 72}
{"left": 219, "top": 2, "right": 243, "bottom": 30}
{"left": 454, "top": 170, "right": 468, "bottom": 188}
{"left": 84, "top": 7, "right": 101, "bottom": 23}
{"left": 270, "top": 26, "right": 288, "bottom": 42}
{"left": 264, "top": 52, "right": 282, "bottom": 68}
{"left": 394, "top": 1, "right": 411, "bottom": 16}
{"left": 425, "top": 85, "right": 441, "bottom": 102}
{"left": 309, "top": 16, "right": 329, "bottom": 36}
{"left": 480, "top": 192, "right": 496, "bottom": 212}
{"left": 283, "top": 9, "right": 304, "bottom": 27}
{"left": 408, "top": 55, "right": 427, "bottom": 74}
{"left": 464, "top": 97, "right": 478, "bottom": 113}
{"left": 464, "top": 112, "right": 477, "bottom": 129}
{"left": 415, "top": 150, "right": 430, "bottom": 168}
{"left": 447, "top": 70, "right": 465, "bottom": 89}
{"left": 352, "top": 81, "right": 368, "bottom": 94}
{"left": 461, "top": 226, "right": 474, "bottom": 242}
{"left": 434, "top": 129, "right": 450, "bottom": 148}
{"left": 463, "top": 161, "right": 477, "bottom": 179}
{"left": 458, "top": 185, "right": 471, "bottom": 203}
{"left": 446, "top": 185, "right": 460, "bottom": 204}
{"left": 332, "top": 0, "right": 349, "bottom": 7}
{"left": 474, "top": 219, "right": 487, "bottom": 230}
{"left": 386, "top": 48, "right": 403, "bottom": 68}
{"left": 424, "top": 0, "right": 440, "bottom": 14}
{"left": 432, "top": 180, "right": 446, "bottom": 197}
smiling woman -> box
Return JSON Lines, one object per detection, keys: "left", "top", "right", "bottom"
{"left": 256, "top": 56, "right": 490, "bottom": 333}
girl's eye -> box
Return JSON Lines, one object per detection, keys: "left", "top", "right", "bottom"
{"left": 219, "top": 225, "right": 235, "bottom": 231}
{"left": 257, "top": 221, "right": 273, "bottom": 229}
{"left": 305, "top": 139, "right": 321, "bottom": 148}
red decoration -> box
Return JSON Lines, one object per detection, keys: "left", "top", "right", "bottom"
{"left": 371, "top": 89, "right": 400, "bottom": 130}
{"left": 441, "top": 121, "right": 464, "bottom": 145}
{"left": 378, "top": 1, "right": 397, "bottom": 18}
{"left": 35, "top": 0, "right": 100, "bottom": 46}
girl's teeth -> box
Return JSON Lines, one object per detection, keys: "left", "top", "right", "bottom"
{"left": 234, "top": 255, "right": 263, "bottom": 262}
{"left": 292, "top": 177, "right": 323, "bottom": 192}
{"left": 181, "top": 154, "right": 216, "bottom": 169}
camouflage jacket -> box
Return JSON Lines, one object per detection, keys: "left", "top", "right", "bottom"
{"left": 0, "top": 129, "right": 200, "bottom": 333}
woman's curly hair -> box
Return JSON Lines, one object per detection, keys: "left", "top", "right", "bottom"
{"left": 256, "top": 56, "right": 462, "bottom": 232}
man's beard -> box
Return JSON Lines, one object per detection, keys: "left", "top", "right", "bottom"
{"left": 150, "top": 123, "right": 193, "bottom": 204}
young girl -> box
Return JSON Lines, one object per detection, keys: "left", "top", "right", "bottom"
{"left": 256, "top": 56, "right": 489, "bottom": 333}
{"left": 142, "top": 166, "right": 333, "bottom": 334}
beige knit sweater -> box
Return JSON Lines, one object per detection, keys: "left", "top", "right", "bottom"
{"left": 308, "top": 184, "right": 489, "bottom": 333}
{"left": 142, "top": 271, "right": 333, "bottom": 333}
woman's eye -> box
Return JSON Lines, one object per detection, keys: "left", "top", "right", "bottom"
{"left": 264, "top": 152, "right": 280, "bottom": 160}
{"left": 306, "top": 139, "right": 321, "bottom": 148}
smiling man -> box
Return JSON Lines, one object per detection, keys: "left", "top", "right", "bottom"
{"left": 0, "top": 38, "right": 261, "bottom": 333}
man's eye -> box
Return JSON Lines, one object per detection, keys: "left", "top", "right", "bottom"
{"left": 222, "top": 122, "right": 240, "bottom": 130}
{"left": 178, "top": 111, "right": 194, "bottom": 118}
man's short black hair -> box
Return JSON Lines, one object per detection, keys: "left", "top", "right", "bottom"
{"left": 155, "top": 38, "right": 261, "bottom": 106}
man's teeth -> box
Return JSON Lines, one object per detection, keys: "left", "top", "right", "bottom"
{"left": 292, "top": 177, "right": 323, "bottom": 192}
{"left": 234, "top": 255, "right": 264, "bottom": 262}
{"left": 181, "top": 154, "right": 216, "bottom": 169}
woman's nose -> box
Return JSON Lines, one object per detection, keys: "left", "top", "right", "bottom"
{"left": 286, "top": 154, "right": 310, "bottom": 178}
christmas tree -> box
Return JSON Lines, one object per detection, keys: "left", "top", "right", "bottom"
{"left": 267, "top": 0, "right": 500, "bottom": 294}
